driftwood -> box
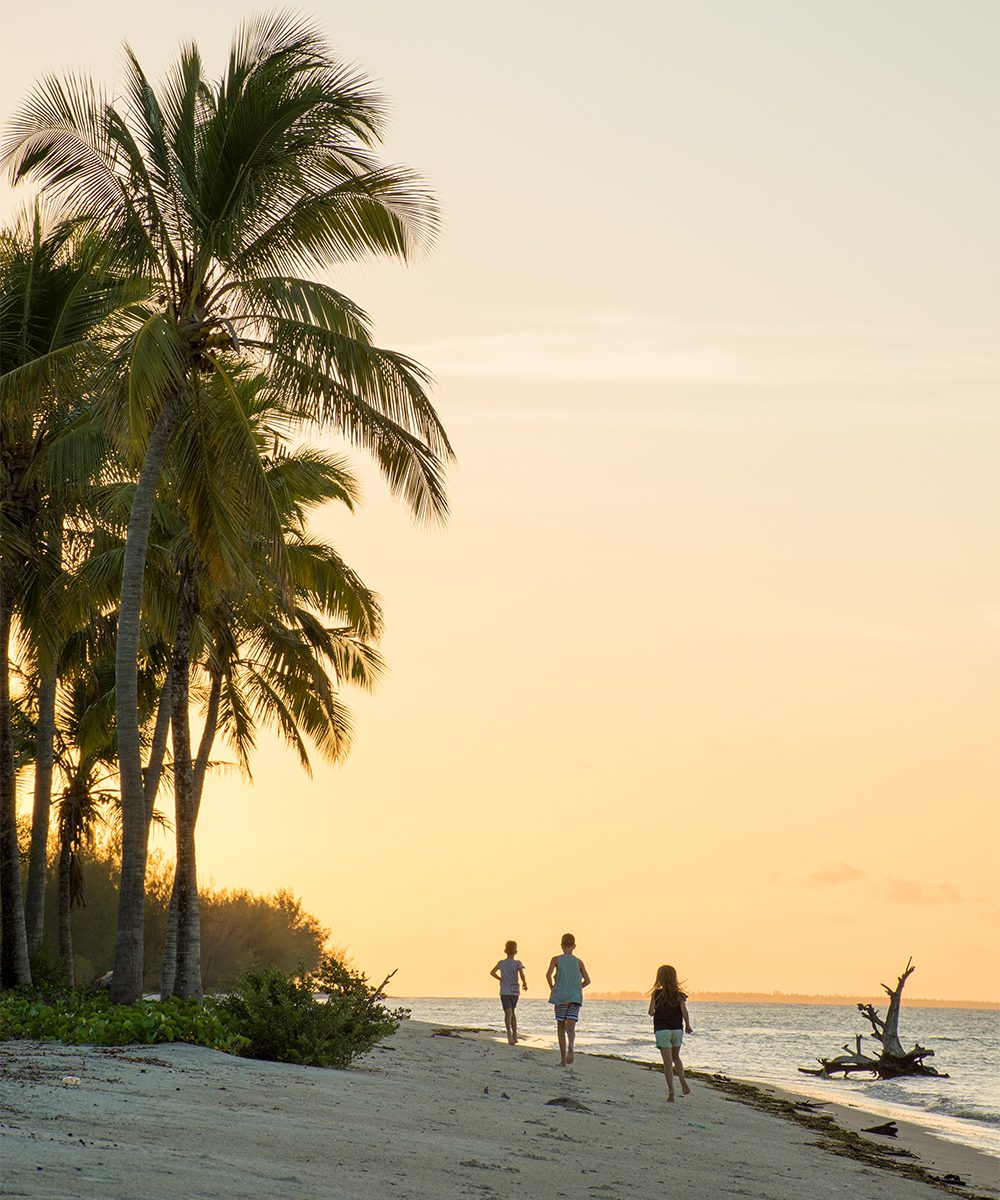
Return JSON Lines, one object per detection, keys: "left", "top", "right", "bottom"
{"left": 861, "top": 1121, "right": 899, "bottom": 1138}
{"left": 799, "top": 959, "right": 947, "bottom": 1080}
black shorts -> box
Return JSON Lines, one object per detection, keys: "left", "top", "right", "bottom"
{"left": 500, "top": 993, "right": 519, "bottom": 1011}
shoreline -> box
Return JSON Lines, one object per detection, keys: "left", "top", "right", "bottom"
{"left": 604, "top": 1048, "right": 999, "bottom": 1164}
{"left": 406, "top": 998, "right": 998, "bottom": 1163}
{"left": 674, "top": 1064, "right": 999, "bottom": 1197}
{"left": 740, "top": 1075, "right": 1000, "bottom": 1195}
{"left": 467, "top": 1029, "right": 999, "bottom": 1197}
{"left": 2, "top": 1020, "right": 997, "bottom": 1199}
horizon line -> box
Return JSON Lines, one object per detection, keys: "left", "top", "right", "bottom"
{"left": 393, "top": 992, "right": 1000, "bottom": 1010}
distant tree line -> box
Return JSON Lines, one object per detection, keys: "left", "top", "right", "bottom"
{"left": 28, "top": 837, "right": 330, "bottom": 993}
{"left": 0, "top": 14, "right": 449, "bottom": 1001}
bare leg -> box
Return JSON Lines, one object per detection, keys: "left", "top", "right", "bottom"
{"left": 511, "top": 1008, "right": 518, "bottom": 1044}
{"left": 557, "top": 1019, "right": 568, "bottom": 1065}
{"left": 673, "top": 1047, "right": 691, "bottom": 1095}
{"left": 503, "top": 1007, "right": 515, "bottom": 1045}
{"left": 658, "top": 1046, "right": 675, "bottom": 1100}
{"left": 565, "top": 1019, "right": 576, "bottom": 1064}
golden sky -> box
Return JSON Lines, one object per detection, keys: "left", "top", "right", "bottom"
{"left": 4, "top": 1, "right": 998, "bottom": 999}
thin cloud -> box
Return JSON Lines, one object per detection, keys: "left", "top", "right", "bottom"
{"left": 402, "top": 311, "right": 1000, "bottom": 388}
{"left": 981, "top": 604, "right": 1000, "bottom": 631}
{"left": 747, "top": 611, "right": 996, "bottom": 650}
{"left": 806, "top": 863, "right": 866, "bottom": 887}
{"left": 884, "top": 878, "right": 969, "bottom": 906}
{"left": 406, "top": 319, "right": 753, "bottom": 385}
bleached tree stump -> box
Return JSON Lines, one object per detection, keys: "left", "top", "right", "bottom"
{"left": 799, "top": 959, "right": 947, "bottom": 1080}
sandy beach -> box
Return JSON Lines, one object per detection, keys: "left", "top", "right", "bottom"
{"left": 1, "top": 1021, "right": 996, "bottom": 1199}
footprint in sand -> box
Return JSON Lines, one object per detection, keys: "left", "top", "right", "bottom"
{"left": 545, "top": 1096, "right": 592, "bottom": 1113}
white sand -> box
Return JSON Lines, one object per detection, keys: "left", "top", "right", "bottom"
{"left": 1, "top": 1021, "right": 996, "bottom": 1199}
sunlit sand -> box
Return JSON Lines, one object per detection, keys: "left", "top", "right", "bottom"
{"left": 2, "top": 1021, "right": 995, "bottom": 1199}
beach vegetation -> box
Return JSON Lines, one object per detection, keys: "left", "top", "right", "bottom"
{"left": 0, "top": 989, "right": 243, "bottom": 1053}
{"left": 0, "top": 951, "right": 402, "bottom": 1069}
{"left": 35, "top": 840, "right": 330, "bottom": 993}
{"left": 218, "top": 954, "right": 405, "bottom": 1068}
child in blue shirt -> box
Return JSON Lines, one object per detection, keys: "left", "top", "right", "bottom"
{"left": 546, "top": 933, "right": 591, "bottom": 1066}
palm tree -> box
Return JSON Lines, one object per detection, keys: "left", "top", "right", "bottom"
{"left": 160, "top": 573, "right": 383, "bottom": 998}
{"left": 0, "top": 208, "right": 132, "bottom": 985}
{"left": 5, "top": 15, "right": 452, "bottom": 1002}
{"left": 21, "top": 440, "right": 110, "bottom": 954}
{"left": 159, "top": 397, "right": 384, "bottom": 998}
{"left": 67, "top": 370, "right": 385, "bottom": 999}
{"left": 50, "top": 645, "right": 168, "bottom": 985}
{"left": 56, "top": 768, "right": 115, "bottom": 988}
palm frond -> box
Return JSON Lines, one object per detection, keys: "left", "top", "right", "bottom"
{"left": 3, "top": 72, "right": 119, "bottom": 208}
{"left": 123, "top": 307, "right": 187, "bottom": 446}
{"left": 173, "top": 360, "right": 290, "bottom": 588}
{"left": 263, "top": 448, "right": 360, "bottom": 526}
{"left": 284, "top": 541, "right": 381, "bottom": 640}
{"left": 233, "top": 164, "right": 438, "bottom": 274}
{"left": 217, "top": 670, "right": 257, "bottom": 777}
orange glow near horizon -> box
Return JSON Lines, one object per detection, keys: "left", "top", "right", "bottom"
{"left": 4, "top": 1, "right": 998, "bottom": 1001}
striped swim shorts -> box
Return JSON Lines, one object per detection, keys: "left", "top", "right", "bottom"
{"left": 554, "top": 1002, "right": 582, "bottom": 1022}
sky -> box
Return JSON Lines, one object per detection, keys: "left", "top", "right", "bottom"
{"left": 3, "top": 1, "right": 998, "bottom": 1000}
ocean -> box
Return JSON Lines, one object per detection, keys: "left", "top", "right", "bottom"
{"left": 396, "top": 997, "right": 1000, "bottom": 1160}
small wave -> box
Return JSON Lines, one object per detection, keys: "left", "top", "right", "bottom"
{"left": 857, "top": 1083, "right": 1000, "bottom": 1127}
{"left": 925, "top": 1098, "right": 1000, "bottom": 1126}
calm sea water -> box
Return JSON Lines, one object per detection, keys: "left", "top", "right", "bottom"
{"left": 396, "top": 997, "right": 1000, "bottom": 1159}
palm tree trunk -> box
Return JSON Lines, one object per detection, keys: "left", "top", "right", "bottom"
{"left": 24, "top": 661, "right": 57, "bottom": 951}
{"left": 159, "top": 882, "right": 181, "bottom": 1000}
{"left": 193, "top": 670, "right": 222, "bottom": 804}
{"left": 143, "top": 671, "right": 173, "bottom": 829}
{"left": 161, "top": 668, "right": 220, "bottom": 998}
{"left": 0, "top": 577, "right": 32, "bottom": 987}
{"left": 25, "top": 510, "right": 63, "bottom": 952}
{"left": 144, "top": 673, "right": 174, "bottom": 1000}
{"left": 111, "top": 394, "right": 180, "bottom": 1005}
{"left": 169, "top": 565, "right": 202, "bottom": 998}
{"left": 57, "top": 833, "right": 74, "bottom": 986}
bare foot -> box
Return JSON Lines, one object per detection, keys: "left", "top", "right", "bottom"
{"left": 681, "top": 1084, "right": 691, "bottom": 1095}
{"left": 667, "top": 1095, "right": 675, "bottom": 1102}
{"left": 566, "top": 1052, "right": 574, "bottom": 1065}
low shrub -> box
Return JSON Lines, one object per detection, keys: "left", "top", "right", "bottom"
{"left": 219, "top": 954, "right": 406, "bottom": 1069}
{"left": 27, "top": 945, "right": 73, "bottom": 991}
{"left": 0, "top": 990, "right": 243, "bottom": 1054}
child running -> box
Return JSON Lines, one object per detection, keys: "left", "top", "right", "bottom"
{"left": 490, "top": 941, "right": 527, "bottom": 1044}
{"left": 648, "top": 963, "right": 693, "bottom": 1101}
{"left": 546, "top": 933, "right": 591, "bottom": 1066}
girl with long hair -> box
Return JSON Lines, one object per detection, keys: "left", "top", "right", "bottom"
{"left": 648, "top": 964, "right": 693, "bottom": 1101}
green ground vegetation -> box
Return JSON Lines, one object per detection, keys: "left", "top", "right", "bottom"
{"left": 0, "top": 952, "right": 404, "bottom": 1069}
